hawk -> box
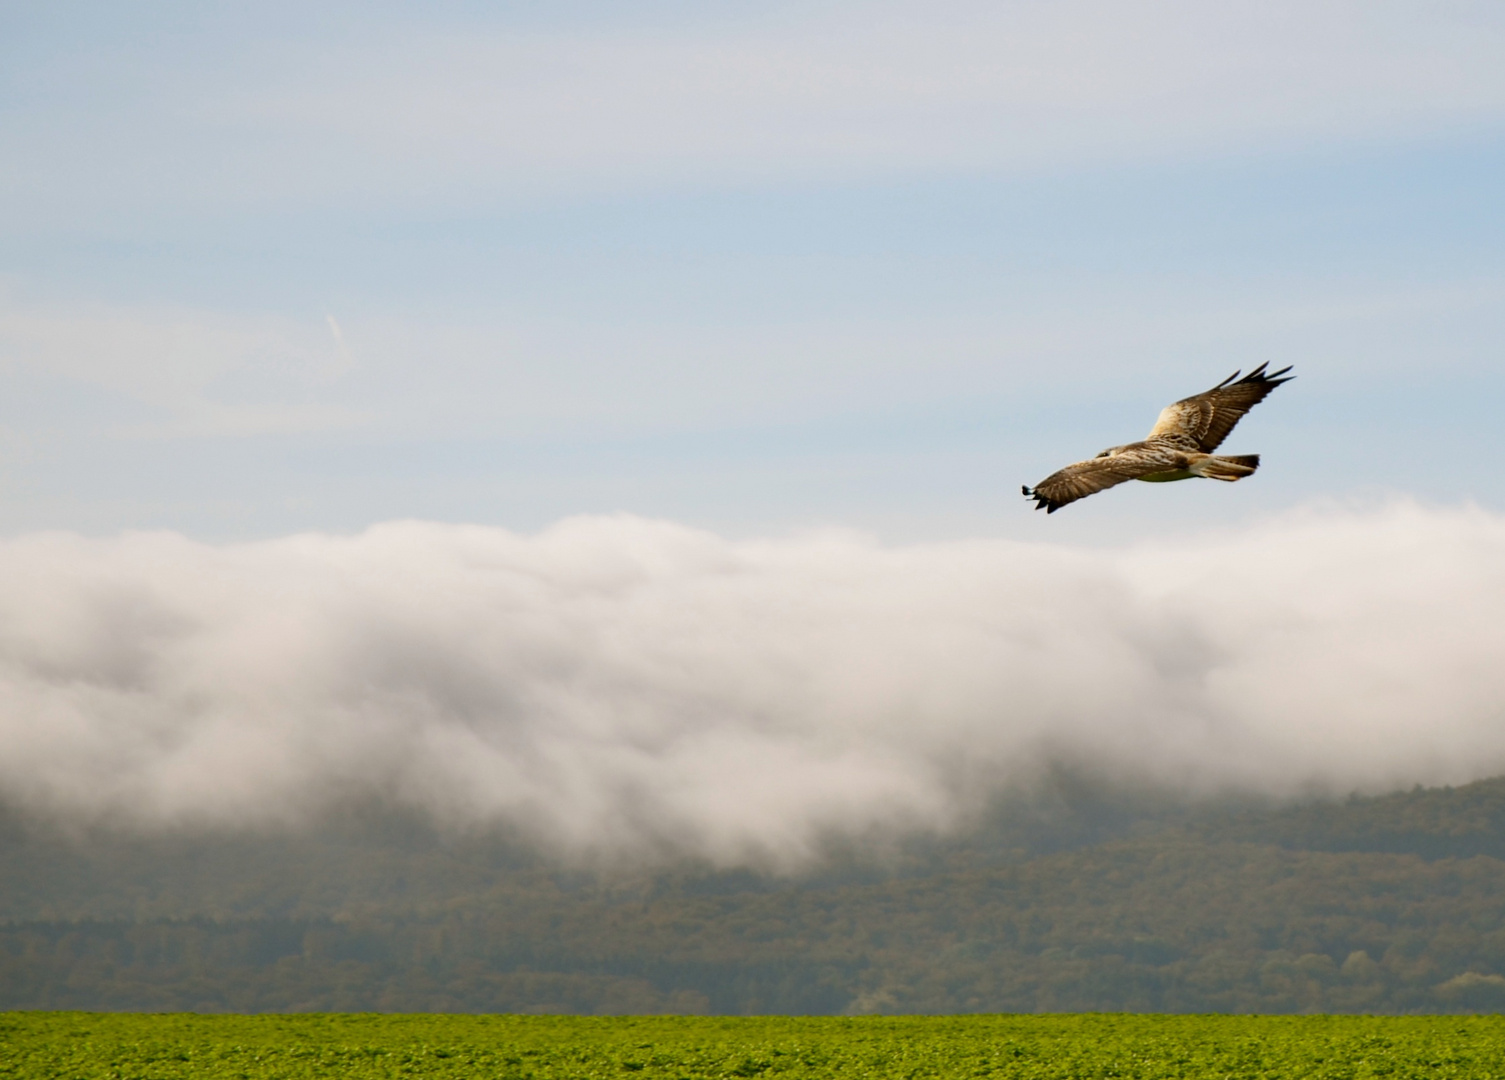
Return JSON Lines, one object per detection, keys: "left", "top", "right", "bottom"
{"left": 1023, "top": 363, "right": 1294, "bottom": 513}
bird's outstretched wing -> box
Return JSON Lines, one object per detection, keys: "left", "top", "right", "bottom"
{"left": 1146, "top": 362, "right": 1294, "bottom": 452}
{"left": 1023, "top": 446, "right": 1183, "bottom": 513}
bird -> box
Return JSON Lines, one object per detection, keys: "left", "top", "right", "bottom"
{"left": 1022, "top": 363, "right": 1294, "bottom": 513}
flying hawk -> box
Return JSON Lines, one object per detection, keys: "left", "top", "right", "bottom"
{"left": 1022, "top": 363, "right": 1294, "bottom": 513}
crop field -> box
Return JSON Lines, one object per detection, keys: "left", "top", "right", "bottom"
{"left": 6, "top": 1014, "right": 1505, "bottom": 1079}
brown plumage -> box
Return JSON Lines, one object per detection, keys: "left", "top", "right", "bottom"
{"left": 1022, "top": 363, "right": 1293, "bottom": 513}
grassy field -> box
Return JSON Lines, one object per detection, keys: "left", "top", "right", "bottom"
{"left": 4, "top": 1013, "right": 1505, "bottom": 1079}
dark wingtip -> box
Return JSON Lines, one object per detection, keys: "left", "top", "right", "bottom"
{"left": 1023, "top": 484, "right": 1060, "bottom": 513}
{"left": 1237, "top": 362, "right": 1295, "bottom": 387}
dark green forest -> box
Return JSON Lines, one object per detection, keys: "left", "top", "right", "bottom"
{"left": 7, "top": 776, "right": 1505, "bottom": 1014}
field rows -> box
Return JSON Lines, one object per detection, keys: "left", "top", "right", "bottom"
{"left": 5, "top": 1013, "right": 1505, "bottom": 1079}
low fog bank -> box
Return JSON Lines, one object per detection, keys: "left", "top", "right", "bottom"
{"left": 1, "top": 501, "right": 1502, "bottom": 868}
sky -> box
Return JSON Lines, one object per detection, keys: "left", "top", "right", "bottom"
{"left": 1, "top": 0, "right": 1502, "bottom": 542}
{"left": 2, "top": 3, "right": 1505, "bottom": 857}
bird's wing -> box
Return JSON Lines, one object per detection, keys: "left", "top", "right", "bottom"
{"left": 1146, "top": 362, "right": 1294, "bottom": 452}
{"left": 1023, "top": 446, "right": 1181, "bottom": 513}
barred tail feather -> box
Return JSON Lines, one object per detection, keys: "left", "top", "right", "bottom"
{"left": 1198, "top": 453, "right": 1260, "bottom": 482}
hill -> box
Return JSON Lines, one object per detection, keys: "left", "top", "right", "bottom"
{"left": 6, "top": 777, "right": 1505, "bottom": 1013}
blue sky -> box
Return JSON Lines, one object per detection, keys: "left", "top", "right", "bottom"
{"left": 2, "top": 0, "right": 1503, "bottom": 542}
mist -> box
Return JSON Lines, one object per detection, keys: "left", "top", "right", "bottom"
{"left": 1, "top": 500, "right": 1502, "bottom": 867}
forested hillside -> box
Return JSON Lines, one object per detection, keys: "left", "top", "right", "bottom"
{"left": 6, "top": 778, "right": 1505, "bottom": 1014}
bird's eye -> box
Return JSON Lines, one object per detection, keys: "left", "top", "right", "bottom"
{"left": 1095, "top": 450, "right": 1111, "bottom": 458}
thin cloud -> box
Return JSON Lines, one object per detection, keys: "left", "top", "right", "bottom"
{"left": 208, "top": 2, "right": 1505, "bottom": 189}
{"left": 8, "top": 1, "right": 1505, "bottom": 219}
{"left": 0, "top": 300, "right": 367, "bottom": 438}
{"left": 1, "top": 502, "right": 1502, "bottom": 867}
{"left": 325, "top": 314, "right": 355, "bottom": 377}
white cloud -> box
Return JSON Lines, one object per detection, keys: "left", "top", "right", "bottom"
{"left": 1, "top": 502, "right": 1503, "bottom": 866}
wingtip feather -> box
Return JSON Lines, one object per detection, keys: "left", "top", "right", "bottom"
{"left": 1239, "top": 362, "right": 1295, "bottom": 387}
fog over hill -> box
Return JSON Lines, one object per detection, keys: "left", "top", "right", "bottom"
{"left": 3, "top": 500, "right": 1505, "bottom": 870}
{"left": 6, "top": 501, "right": 1505, "bottom": 1013}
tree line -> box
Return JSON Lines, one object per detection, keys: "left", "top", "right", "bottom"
{"left": 6, "top": 778, "right": 1505, "bottom": 1013}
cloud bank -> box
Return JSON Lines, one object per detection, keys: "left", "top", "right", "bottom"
{"left": 2, "top": 502, "right": 1503, "bottom": 865}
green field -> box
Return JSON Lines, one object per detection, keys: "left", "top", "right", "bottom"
{"left": 4, "top": 1014, "right": 1505, "bottom": 1079}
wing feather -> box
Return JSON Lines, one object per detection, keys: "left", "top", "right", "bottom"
{"left": 1023, "top": 446, "right": 1182, "bottom": 513}
{"left": 1146, "top": 362, "right": 1294, "bottom": 451}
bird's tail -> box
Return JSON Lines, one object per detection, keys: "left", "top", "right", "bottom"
{"left": 1195, "top": 453, "right": 1260, "bottom": 482}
